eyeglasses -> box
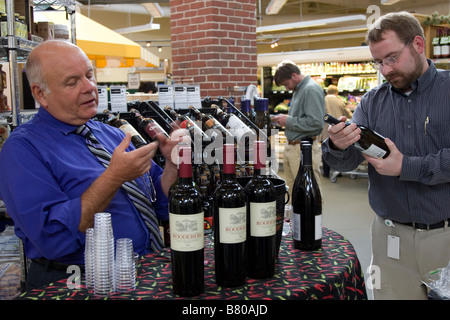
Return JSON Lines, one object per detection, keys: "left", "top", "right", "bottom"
{"left": 371, "top": 43, "right": 409, "bottom": 71}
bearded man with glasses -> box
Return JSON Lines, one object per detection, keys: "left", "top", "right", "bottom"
{"left": 322, "top": 12, "right": 450, "bottom": 300}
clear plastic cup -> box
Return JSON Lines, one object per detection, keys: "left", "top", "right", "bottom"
{"left": 114, "top": 238, "right": 135, "bottom": 292}
{"left": 93, "top": 212, "right": 115, "bottom": 295}
{"left": 84, "top": 228, "right": 95, "bottom": 290}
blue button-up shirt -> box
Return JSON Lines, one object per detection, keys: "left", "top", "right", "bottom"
{"left": 0, "top": 107, "right": 168, "bottom": 264}
{"left": 322, "top": 61, "right": 450, "bottom": 225}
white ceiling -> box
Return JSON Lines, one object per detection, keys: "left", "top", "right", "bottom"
{"left": 75, "top": 0, "right": 450, "bottom": 61}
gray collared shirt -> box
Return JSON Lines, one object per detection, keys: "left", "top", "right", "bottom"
{"left": 285, "top": 75, "right": 325, "bottom": 141}
{"left": 322, "top": 61, "right": 450, "bottom": 225}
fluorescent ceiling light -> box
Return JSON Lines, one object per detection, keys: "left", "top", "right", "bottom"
{"left": 258, "top": 24, "right": 368, "bottom": 40}
{"left": 256, "top": 14, "right": 367, "bottom": 33}
{"left": 141, "top": 3, "right": 164, "bottom": 18}
{"left": 266, "top": 0, "right": 288, "bottom": 15}
{"left": 114, "top": 22, "right": 160, "bottom": 34}
{"left": 381, "top": 0, "right": 402, "bottom": 5}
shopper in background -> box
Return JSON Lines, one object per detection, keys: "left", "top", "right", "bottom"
{"left": 320, "top": 85, "right": 352, "bottom": 178}
{"left": 322, "top": 12, "right": 450, "bottom": 300}
{"left": 0, "top": 40, "right": 183, "bottom": 289}
{"left": 271, "top": 61, "right": 325, "bottom": 199}
{"left": 138, "top": 81, "right": 158, "bottom": 94}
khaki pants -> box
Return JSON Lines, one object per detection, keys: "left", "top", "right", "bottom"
{"left": 370, "top": 215, "right": 450, "bottom": 300}
{"left": 283, "top": 139, "right": 322, "bottom": 203}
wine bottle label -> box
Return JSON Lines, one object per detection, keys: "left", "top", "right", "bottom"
{"left": 315, "top": 215, "right": 323, "bottom": 240}
{"left": 355, "top": 142, "right": 387, "bottom": 159}
{"left": 219, "top": 206, "right": 247, "bottom": 244}
{"left": 250, "top": 201, "right": 276, "bottom": 237}
{"left": 433, "top": 45, "right": 442, "bottom": 56}
{"left": 293, "top": 213, "right": 322, "bottom": 240}
{"left": 169, "top": 212, "right": 204, "bottom": 252}
{"left": 442, "top": 45, "right": 450, "bottom": 56}
{"left": 119, "top": 123, "right": 140, "bottom": 137}
{"left": 226, "top": 115, "right": 254, "bottom": 140}
{"left": 144, "top": 122, "right": 168, "bottom": 139}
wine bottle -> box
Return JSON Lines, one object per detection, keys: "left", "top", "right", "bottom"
{"left": 189, "top": 105, "right": 234, "bottom": 141}
{"left": 323, "top": 113, "right": 390, "bottom": 159}
{"left": 197, "top": 168, "right": 214, "bottom": 235}
{"left": 254, "top": 98, "right": 271, "bottom": 131}
{"left": 245, "top": 140, "right": 277, "bottom": 279}
{"left": 433, "top": 28, "right": 442, "bottom": 59}
{"left": 104, "top": 110, "right": 147, "bottom": 149}
{"left": 239, "top": 98, "right": 255, "bottom": 124}
{"left": 169, "top": 146, "right": 204, "bottom": 297}
{"left": 292, "top": 143, "right": 322, "bottom": 251}
{"left": 164, "top": 106, "right": 209, "bottom": 140}
{"left": 213, "top": 144, "right": 247, "bottom": 287}
{"left": 130, "top": 108, "right": 170, "bottom": 141}
{"left": 254, "top": 98, "right": 272, "bottom": 158}
{"left": 212, "top": 105, "right": 256, "bottom": 143}
{"left": 441, "top": 27, "right": 450, "bottom": 58}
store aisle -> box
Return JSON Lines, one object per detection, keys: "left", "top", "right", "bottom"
{"left": 277, "top": 167, "right": 375, "bottom": 299}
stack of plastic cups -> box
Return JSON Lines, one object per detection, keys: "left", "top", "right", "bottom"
{"left": 84, "top": 228, "right": 95, "bottom": 290}
{"left": 114, "top": 238, "right": 136, "bottom": 292}
{"left": 93, "top": 212, "right": 115, "bottom": 295}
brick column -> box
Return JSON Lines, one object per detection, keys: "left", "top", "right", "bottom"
{"left": 170, "top": 0, "right": 257, "bottom": 101}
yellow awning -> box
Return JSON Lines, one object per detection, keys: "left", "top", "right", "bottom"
{"left": 34, "top": 12, "right": 160, "bottom": 68}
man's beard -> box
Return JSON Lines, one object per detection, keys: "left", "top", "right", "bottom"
{"left": 385, "top": 50, "right": 423, "bottom": 92}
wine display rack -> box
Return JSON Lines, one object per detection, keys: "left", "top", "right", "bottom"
{"left": 97, "top": 98, "right": 274, "bottom": 180}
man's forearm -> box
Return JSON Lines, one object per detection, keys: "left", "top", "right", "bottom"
{"left": 79, "top": 167, "right": 122, "bottom": 232}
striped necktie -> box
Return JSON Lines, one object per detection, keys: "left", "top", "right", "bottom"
{"left": 75, "top": 124, "right": 164, "bottom": 251}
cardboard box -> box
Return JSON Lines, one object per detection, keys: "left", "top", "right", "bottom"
{"left": 37, "top": 21, "right": 54, "bottom": 40}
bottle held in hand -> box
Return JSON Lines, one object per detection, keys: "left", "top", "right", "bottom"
{"left": 323, "top": 113, "right": 390, "bottom": 159}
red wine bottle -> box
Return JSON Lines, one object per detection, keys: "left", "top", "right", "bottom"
{"left": 213, "top": 144, "right": 247, "bottom": 287}
{"left": 245, "top": 140, "right": 276, "bottom": 279}
{"left": 169, "top": 146, "right": 204, "bottom": 297}
{"left": 323, "top": 113, "right": 390, "bottom": 159}
{"left": 130, "top": 108, "right": 170, "bottom": 140}
{"left": 104, "top": 110, "right": 147, "bottom": 148}
{"left": 292, "top": 143, "right": 322, "bottom": 250}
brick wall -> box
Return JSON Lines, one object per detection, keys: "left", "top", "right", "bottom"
{"left": 170, "top": 0, "right": 257, "bottom": 102}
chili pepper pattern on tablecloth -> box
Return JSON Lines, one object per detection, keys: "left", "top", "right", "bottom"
{"left": 18, "top": 228, "right": 367, "bottom": 300}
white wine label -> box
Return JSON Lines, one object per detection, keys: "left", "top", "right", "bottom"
{"left": 358, "top": 143, "right": 387, "bottom": 158}
{"left": 226, "top": 115, "right": 253, "bottom": 141}
{"left": 293, "top": 212, "right": 300, "bottom": 241}
{"left": 119, "top": 124, "right": 140, "bottom": 137}
{"left": 219, "top": 206, "right": 247, "bottom": 244}
{"left": 315, "top": 215, "right": 322, "bottom": 240}
{"left": 292, "top": 213, "right": 322, "bottom": 240}
{"left": 250, "top": 201, "right": 276, "bottom": 237}
{"left": 169, "top": 212, "right": 204, "bottom": 252}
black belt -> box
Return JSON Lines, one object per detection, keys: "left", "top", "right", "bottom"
{"left": 396, "top": 219, "right": 450, "bottom": 231}
{"left": 288, "top": 137, "right": 315, "bottom": 145}
{"left": 32, "top": 258, "right": 85, "bottom": 273}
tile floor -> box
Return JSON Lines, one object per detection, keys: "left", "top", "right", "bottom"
{"left": 277, "top": 167, "right": 375, "bottom": 300}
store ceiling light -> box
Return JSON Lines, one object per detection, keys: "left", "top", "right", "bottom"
{"left": 114, "top": 18, "right": 160, "bottom": 34}
{"left": 266, "top": 0, "right": 288, "bottom": 15}
{"left": 381, "top": 0, "right": 403, "bottom": 5}
{"left": 256, "top": 14, "right": 367, "bottom": 33}
{"left": 141, "top": 3, "right": 164, "bottom": 18}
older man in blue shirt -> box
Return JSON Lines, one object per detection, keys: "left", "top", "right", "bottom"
{"left": 0, "top": 40, "right": 181, "bottom": 289}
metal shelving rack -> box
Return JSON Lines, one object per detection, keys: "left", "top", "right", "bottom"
{"left": 3, "top": 0, "right": 76, "bottom": 128}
